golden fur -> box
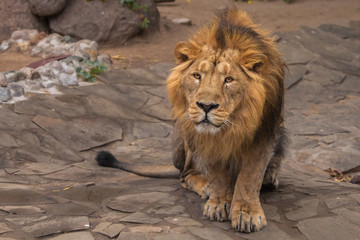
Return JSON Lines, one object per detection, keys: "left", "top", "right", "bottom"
{"left": 167, "top": 8, "right": 286, "bottom": 232}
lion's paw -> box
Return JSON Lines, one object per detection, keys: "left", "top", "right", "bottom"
{"left": 262, "top": 169, "right": 279, "bottom": 189}
{"left": 230, "top": 201, "right": 267, "bottom": 233}
{"left": 203, "top": 199, "right": 230, "bottom": 221}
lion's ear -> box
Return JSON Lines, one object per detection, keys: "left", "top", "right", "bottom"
{"left": 174, "top": 42, "right": 199, "bottom": 64}
{"left": 242, "top": 55, "right": 267, "bottom": 74}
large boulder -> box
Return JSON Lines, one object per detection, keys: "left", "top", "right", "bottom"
{"left": 49, "top": 0, "right": 160, "bottom": 44}
{"left": 28, "top": 0, "right": 67, "bottom": 17}
{"left": 0, "top": 0, "right": 47, "bottom": 41}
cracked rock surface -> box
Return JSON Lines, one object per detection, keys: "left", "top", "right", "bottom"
{"left": 0, "top": 23, "right": 359, "bottom": 239}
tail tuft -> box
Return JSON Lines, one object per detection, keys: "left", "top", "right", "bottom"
{"left": 95, "top": 151, "right": 119, "bottom": 168}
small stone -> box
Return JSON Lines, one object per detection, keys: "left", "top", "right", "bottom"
{"left": 45, "top": 61, "right": 63, "bottom": 75}
{"left": 28, "top": 0, "right": 67, "bottom": 17}
{"left": 31, "top": 46, "right": 43, "bottom": 56}
{"left": 60, "top": 61, "right": 75, "bottom": 74}
{"left": 23, "top": 80, "right": 42, "bottom": 91}
{"left": 36, "top": 66, "right": 55, "bottom": 79}
{"left": 0, "top": 40, "right": 11, "bottom": 52}
{"left": 8, "top": 83, "right": 25, "bottom": 97}
{"left": 350, "top": 175, "right": 360, "bottom": 184}
{"left": 41, "top": 80, "right": 57, "bottom": 89}
{"left": 0, "top": 73, "right": 7, "bottom": 87}
{"left": 3, "top": 71, "right": 17, "bottom": 83}
{"left": 93, "top": 222, "right": 125, "bottom": 238}
{"left": 119, "top": 212, "right": 162, "bottom": 224}
{"left": 20, "top": 67, "right": 41, "bottom": 80}
{"left": 172, "top": 18, "right": 192, "bottom": 26}
{"left": 0, "top": 87, "right": 11, "bottom": 102}
{"left": 16, "top": 41, "right": 31, "bottom": 52}
{"left": 10, "top": 29, "right": 39, "bottom": 41}
{"left": 75, "top": 39, "right": 98, "bottom": 59}
{"left": 63, "top": 35, "right": 76, "bottom": 43}
{"left": 97, "top": 53, "right": 112, "bottom": 65}
{"left": 58, "top": 72, "right": 78, "bottom": 86}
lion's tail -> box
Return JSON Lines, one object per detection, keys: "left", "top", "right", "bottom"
{"left": 95, "top": 151, "right": 180, "bottom": 179}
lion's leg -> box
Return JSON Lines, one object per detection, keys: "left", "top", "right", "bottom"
{"left": 180, "top": 169, "right": 209, "bottom": 199}
{"left": 230, "top": 149, "right": 270, "bottom": 232}
{"left": 179, "top": 144, "right": 210, "bottom": 199}
{"left": 202, "top": 170, "right": 233, "bottom": 222}
{"left": 262, "top": 126, "right": 287, "bottom": 189}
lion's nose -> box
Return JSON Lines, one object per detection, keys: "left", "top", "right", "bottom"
{"left": 196, "top": 102, "right": 219, "bottom": 113}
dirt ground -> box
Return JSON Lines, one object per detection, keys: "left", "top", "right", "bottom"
{"left": 1, "top": 0, "right": 360, "bottom": 72}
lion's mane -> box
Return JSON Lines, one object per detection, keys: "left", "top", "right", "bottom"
{"left": 166, "top": 8, "right": 285, "bottom": 168}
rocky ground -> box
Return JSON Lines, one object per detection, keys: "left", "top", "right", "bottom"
{"left": 0, "top": 18, "right": 359, "bottom": 240}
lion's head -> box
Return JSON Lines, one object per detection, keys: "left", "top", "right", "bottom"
{"left": 167, "top": 9, "right": 285, "bottom": 161}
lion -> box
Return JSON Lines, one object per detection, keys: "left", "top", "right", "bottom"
{"left": 96, "top": 8, "right": 287, "bottom": 233}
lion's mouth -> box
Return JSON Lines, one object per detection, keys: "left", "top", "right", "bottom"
{"left": 196, "top": 118, "right": 222, "bottom": 128}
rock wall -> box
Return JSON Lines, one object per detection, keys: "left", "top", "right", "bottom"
{"left": 0, "top": 0, "right": 159, "bottom": 44}
{"left": 0, "top": 0, "right": 48, "bottom": 42}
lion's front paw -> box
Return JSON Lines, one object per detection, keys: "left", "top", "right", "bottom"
{"left": 203, "top": 198, "right": 230, "bottom": 221}
{"left": 230, "top": 200, "right": 267, "bottom": 233}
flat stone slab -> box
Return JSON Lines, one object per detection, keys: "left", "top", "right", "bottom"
{"left": 33, "top": 115, "right": 123, "bottom": 152}
{"left": 0, "top": 206, "right": 44, "bottom": 215}
{"left": 238, "top": 222, "right": 294, "bottom": 240}
{"left": 0, "top": 222, "right": 11, "bottom": 234}
{"left": 119, "top": 212, "right": 162, "bottom": 224}
{"left": 0, "top": 189, "right": 56, "bottom": 205}
{"left": 153, "top": 233, "right": 197, "bottom": 240}
{"left": 296, "top": 216, "right": 360, "bottom": 240}
{"left": 14, "top": 93, "right": 88, "bottom": 118}
{"left": 128, "top": 225, "right": 163, "bottom": 233}
{"left": 276, "top": 39, "right": 314, "bottom": 65}
{"left": 133, "top": 122, "right": 172, "bottom": 140}
{"left": 285, "top": 198, "right": 319, "bottom": 221}
{"left": 5, "top": 216, "right": 48, "bottom": 226}
{"left": 22, "top": 216, "right": 90, "bottom": 237}
{"left": 284, "top": 64, "right": 308, "bottom": 89}
{"left": 107, "top": 192, "right": 173, "bottom": 213}
{"left": 330, "top": 208, "right": 360, "bottom": 225}
{"left": 188, "top": 227, "right": 234, "bottom": 240}
{"left": 93, "top": 221, "right": 125, "bottom": 238}
{"left": 117, "top": 232, "right": 147, "bottom": 240}
{"left": 324, "top": 197, "right": 353, "bottom": 209}
{"left": 164, "top": 217, "right": 203, "bottom": 227}
{"left": 47, "top": 231, "right": 95, "bottom": 240}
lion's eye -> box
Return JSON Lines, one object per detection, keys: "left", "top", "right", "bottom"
{"left": 193, "top": 73, "right": 201, "bottom": 80}
{"left": 224, "top": 76, "right": 234, "bottom": 83}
